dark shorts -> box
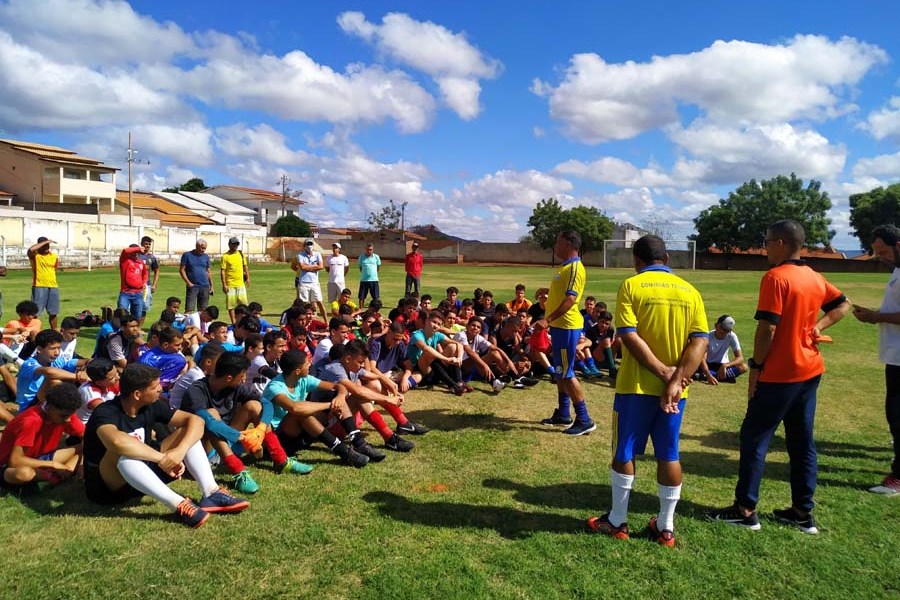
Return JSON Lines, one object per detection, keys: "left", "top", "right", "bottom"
{"left": 275, "top": 424, "right": 314, "bottom": 456}
{"left": 185, "top": 285, "right": 210, "bottom": 312}
{"left": 84, "top": 462, "right": 173, "bottom": 505}
{"left": 358, "top": 281, "right": 380, "bottom": 303}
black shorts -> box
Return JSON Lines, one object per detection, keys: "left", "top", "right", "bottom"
{"left": 275, "top": 425, "right": 315, "bottom": 456}
{"left": 84, "top": 462, "right": 173, "bottom": 505}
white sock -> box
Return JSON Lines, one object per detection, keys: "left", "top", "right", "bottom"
{"left": 608, "top": 468, "right": 634, "bottom": 527}
{"left": 117, "top": 456, "right": 184, "bottom": 510}
{"left": 657, "top": 483, "right": 682, "bottom": 531}
{"left": 183, "top": 441, "right": 220, "bottom": 497}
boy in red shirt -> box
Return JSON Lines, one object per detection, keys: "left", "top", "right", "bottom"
{"left": 0, "top": 383, "right": 83, "bottom": 490}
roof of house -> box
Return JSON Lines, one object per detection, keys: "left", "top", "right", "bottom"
{"left": 204, "top": 184, "right": 305, "bottom": 205}
{"left": 179, "top": 191, "right": 257, "bottom": 215}
{"left": 0, "top": 138, "right": 118, "bottom": 172}
{"left": 114, "top": 190, "right": 216, "bottom": 226}
{"left": 707, "top": 246, "right": 847, "bottom": 259}
{"left": 0, "top": 189, "right": 14, "bottom": 197}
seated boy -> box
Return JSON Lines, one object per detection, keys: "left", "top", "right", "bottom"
{"left": 82, "top": 363, "right": 248, "bottom": 527}
{"left": 331, "top": 288, "right": 359, "bottom": 318}
{"left": 455, "top": 317, "right": 513, "bottom": 393}
{"left": 696, "top": 315, "right": 747, "bottom": 384}
{"left": 369, "top": 321, "right": 420, "bottom": 393}
{"left": 408, "top": 311, "right": 467, "bottom": 395}
{"left": 247, "top": 302, "right": 276, "bottom": 333}
{"left": 0, "top": 382, "right": 83, "bottom": 491}
{"left": 138, "top": 325, "right": 189, "bottom": 393}
{"left": 170, "top": 342, "right": 224, "bottom": 410}
{"left": 588, "top": 309, "right": 619, "bottom": 380}
{"left": 265, "top": 349, "right": 370, "bottom": 468}
{"left": 76, "top": 358, "right": 120, "bottom": 424}
{"left": 16, "top": 329, "right": 89, "bottom": 411}
{"left": 1, "top": 300, "right": 41, "bottom": 365}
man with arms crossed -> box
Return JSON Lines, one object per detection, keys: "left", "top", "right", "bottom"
{"left": 709, "top": 220, "right": 849, "bottom": 534}
{"left": 325, "top": 242, "right": 350, "bottom": 304}
{"left": 852, "top": 224, "right": 900, "bottom": 495}
{"left": 587, "top": 235, "right": 708, "bottom": 546}
{"left": 293, "top": 240, "right": 327, "bottom": 322}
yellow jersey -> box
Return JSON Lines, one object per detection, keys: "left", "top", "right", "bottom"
{"left": 220, "top": 251, "right": 247, "bottom": 288}
{"left": 547, "top": 257, "right": 585, "bottom": 330}
{"left": 32, "top": 252, "right": 58, "bottom": 288}
{"left": 614, "top": 265, "right": 708, "bottom": 398}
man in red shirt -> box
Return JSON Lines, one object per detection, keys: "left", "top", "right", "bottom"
{"left": 0, "top": 383, "right": 83, "bottom": 490}
{"left": 405, "top": 242, "right": 423, "bottom": 298}
{"left": 118, "top": 244, "right": 148, "bottom": 320}
{"left": 709, "top": 220, "right": 850, "bottom": 535}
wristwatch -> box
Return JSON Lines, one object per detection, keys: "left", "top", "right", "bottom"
{"left": 748, "top": 358, "right": 764, "bottom": 370}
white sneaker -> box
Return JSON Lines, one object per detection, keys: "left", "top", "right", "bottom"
{"left": 869, "top": 475, "right": 900, "bottom": 495}
{"left": 491, "top": 379, "right": 505, "bottom": 392}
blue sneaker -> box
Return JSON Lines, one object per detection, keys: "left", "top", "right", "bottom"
{"left": 233, "top": 470, "right": 260, "bottom": 495}
{"left": 276, "top": 457, "right": 314, "bottom": 475}
{"left": 175, "top": 498, "right": 210, "bottom": 528}
{"left": 562, "top": 418, "right": 596, "bottom": 436}
{"left": 200, "top": 488, "right": 250, "bottom": 513}
{"left": 541, "top": 409, "right": 574, "bottom": 426}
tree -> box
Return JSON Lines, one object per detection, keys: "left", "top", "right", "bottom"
{"left": 270, "top": 214, "right": 312, "bottom": 237}
{"left": 526, "top": 198, "right": 613, "bottom": 254}
{"left": 849, "top": 183, "right": 900, "bottom": 252}
{"left": 691, "top": 174, "right": 834, "bottom": 252}
{"left": 162, "top": 177, "right": 207, "bottom": 193}
{"left": 367, "top": 199, "right": 402, "bottom": 231}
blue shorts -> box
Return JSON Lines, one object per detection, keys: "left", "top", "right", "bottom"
{"left": 550, "top": 327, "right": 580, "bottom": 379}
{"left": 32, "top": 286, "right": 60, "bottom": 316}
{"left": 612, "top": 393, "right": 685, "bottom": 462}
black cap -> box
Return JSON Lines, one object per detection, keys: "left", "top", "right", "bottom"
{"left": 37, "top": 236, "right": 48, "bottom": 243}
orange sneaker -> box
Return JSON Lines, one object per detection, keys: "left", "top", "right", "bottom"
{"left": 586, "top": 513, "right": 629, "bottom": 540}
{"left": 647, "top": 516, "right": 675, "bottom": 547}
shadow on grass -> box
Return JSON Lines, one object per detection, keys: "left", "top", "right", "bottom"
{"left": 682, "top": 430, "right": 889, "bottom": 460}
{"left": 3, "top": 482, "right": 173, "bottom": 522}
{"left": 401, "top": 408, "right": 549, "bottom": 433}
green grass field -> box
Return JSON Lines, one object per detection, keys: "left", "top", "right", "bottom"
{"left": 0, "top": 261, "right": 897, "bottom": 599}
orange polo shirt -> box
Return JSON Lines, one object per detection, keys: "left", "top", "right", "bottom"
{"left": 755, "top": 260, "right": 846, "bottom": 383}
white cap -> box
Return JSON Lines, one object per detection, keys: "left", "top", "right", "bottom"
{"left": 332, "top": 242, "right": 341, "bottom": 249}
{"left": 718, "top": 316, "right": 735, "bottom": 331}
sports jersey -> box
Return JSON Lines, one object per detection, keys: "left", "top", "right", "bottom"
{"left": 168, "top": 366, "right": 204, "bottom": 410}
{"left": 358, "top": 253, "right": 381, "bottom": 282}
{"left": 180, "top": 378, "right": 254, "bottom": 424}
{"left": 407, "top": 329, "right": 447, "bottom": 364}
{"left": 615, "top": 265, "right": 708, "bottom": 397}
{"left": 454, "top": 331, "right": 492, "bottom": 355}
{"left": 16, "top": 355, "right": 80, "bottom": 410}
{"left": 706, "top": 331, "right": 741, "bottom": 364}
{"left": 76, "top": 381, "right": 119, "bottom": 424}
{"left": 547, "top": 257, "right": 585, "bottom": 330}
{"left": 755, "top": 260, "right": 845, "bottom": 383}
{"left": 220, "top": 251, "right": 248, "bottom": 288}
{"left": 32, "top": 252, "right": 58, "bottom": 288}
{"left": 0, "top": 403, "right": 84, "bottom": 466}
{"left": 369, "top": 337, "right": 408, "bottom": 373}
{"left": 83, "top": 398, "right": 174, "bottom": 466}
{"left": 137, "top": 346, "right": 187, "bottom": 389}
{"left": 243, "top": 354, "right": 280, "bottom": 399}
{"left": 263, "top": 374, "right": 321, "bottom": 429}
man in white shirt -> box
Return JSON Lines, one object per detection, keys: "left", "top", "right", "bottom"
{"left": 696, "top": 315, "right": 747, "bottom": 385}
{"left": 292, "top": 240, "right": 327, "bottom": 322}
{"left": 325, "top": 242, "right": 350, "bottom": 303}
{"left": 853, "top": 224, "right": 900, "bottom": 495}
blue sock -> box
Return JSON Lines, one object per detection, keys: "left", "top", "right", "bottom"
{"left": 558, "top": 393, "right": 571, "bottom": 418}
{"left": 574, "top": 400, "right": 591, "bottom": 422}
{"left": 407, "top": 376, "right": 418, "bottom": 389}
{"left": 584, "top": 356, "right": 597, "bottom": 370}
{"left": 575, "top": 360, "right": 585, "bottom": 371}
{"left": 463, "top": 369, "right": 476, "bottom": 382}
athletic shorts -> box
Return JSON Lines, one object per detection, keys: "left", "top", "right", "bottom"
{"left": 612, "top": 393, "right": 685, "bottom": 462}
{"left": 275, "top": 424, "right": 315, "bottom": 456}
{"left": 84, "top": 462, "right": 173, "bottom": 505}
{"left": 226, "top": 286, "right": 249, "bottom": 310}
{"left": 32, "top": 286, "right": 60, "bottom": 316}
{"left": 550, "top": 327, "right": 580, "bottom": 379}
{"left": 358, "top": 281, "right": 379, "bottom": 303}
{"left": 297, "top": 281, "right": 323, "bottom": 303}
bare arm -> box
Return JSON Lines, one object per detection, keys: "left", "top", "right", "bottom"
{"left": 27, "top": 240, "right": 53, "bottom": 259}
{"left": 816, "top": 300, "right": 851, "bottom": 333}
{"left": 661, "top": 335, "right": 709, "bottom": 413}
{"left": 179, "top": 264, "right": 192, "bottom": 286}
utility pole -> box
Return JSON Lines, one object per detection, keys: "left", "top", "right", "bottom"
{"left": 127, "top": 131, "right": 136, "bottom": 226}
{"left": 400, "top": 201, "right": 408, "bottom": 242}
{"left": 279, "top": 174, "right": 289, "bottom": 218}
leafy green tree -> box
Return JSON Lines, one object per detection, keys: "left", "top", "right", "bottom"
{"left": 849, "top": 183, "right": 900, "bottom": 252}
{"left": 162, "top": 177, "right": 207, "bottom": 193}
{"left": 691, "top": 174, "right": 834, "bottom": 252}
{"left": 367, "top": 199, "right": 402, "bottom": 231}
{"left": 526, "top": 198, "right": 613, "bottom": 254}
{"left": 270, "top": 214, "right": 312, "bottom": 237}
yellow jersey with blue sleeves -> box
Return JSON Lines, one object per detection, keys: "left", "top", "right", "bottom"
{"left": 548, "top": 257, "right": 585, "bottom": 330}
{"left": 614, "top": 265, "right": 708, "bottom": 398}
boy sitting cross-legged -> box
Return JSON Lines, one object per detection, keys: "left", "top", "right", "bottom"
{"left": 82, "top": 364, "right": 248, "bottom": 527}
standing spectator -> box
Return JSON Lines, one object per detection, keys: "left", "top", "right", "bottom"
{"left": 27, "top": 236, "right": 60, "bottom": 330}
{"left": 118, "top": 244, "right": 148, "bottom": 320}
{"left": 220, "top": 237, "right": 250, "bottom": 324}
{"left": 138, "top": 236, "right": 160, "bottom": 327}
{"left": 709, "top": 220, "right": 849, "bottom": 535}
{"left": 540, "top": 231, "right": 595, "bottom": 436}
{"left": 586, "top": 235, "right": 708, "bottom": 546}
{"left": 852, "top": 224, "right": 900, "bottom": 495}
{"left": 358, "top": 242, "right": 381, "bottom": 307}
{"left": 325, "top": 242, "right": 350, "bottom": 303}
{"left": 292, "top": 240, "right": 327, "bottom": 322}
{"left": 179, "top": 239, "right": 212, "bottom": 313}
{"left": 405, "top": 242, "right": 423, "bottom": 297}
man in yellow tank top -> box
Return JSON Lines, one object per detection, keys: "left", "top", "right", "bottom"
{"left": 27, "top": 237, "right": 60, "bottom": 330}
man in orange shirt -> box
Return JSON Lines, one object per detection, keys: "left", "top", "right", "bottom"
{"left": 708, "top": 220, "right": 849, "bottom": 535}
{"left": 506, "top": 284, "right": 531, "bottom": 313}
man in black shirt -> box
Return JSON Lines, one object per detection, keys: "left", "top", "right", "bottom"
{"left": 83, "top": 363, "right": 249, "bottom": 528}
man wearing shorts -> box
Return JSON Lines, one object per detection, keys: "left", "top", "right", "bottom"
{"left": 28, "top": 236, "right": 60, "bottom": 330}
{"left": 540, "top": 230, "right": 596, "bottom": 436}
{"left": 588, "top": 235, "right": 708, "bottom": 546}
{"left": 180, "top": 239, "right": 212, "bottom": 313}
{"left": 325, "top": 242, "right": 350, "bottom": 303}
{"left": 221, "top": 237, "right": 249, "bottom": 324}
{"left": 292, "top": 240, "right": 327, "bottom": 322}
{"left": 357, "top": 243, "right": 381, "bottom": 307}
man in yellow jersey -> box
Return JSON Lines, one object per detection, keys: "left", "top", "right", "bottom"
{"left": 220, "top": 237, "right": 249, "bottom": 324}
{"left": 27, "top": 236, "right": 60, "bottom": 330}
{"left": 540, "top": 230, "right": 596, "bottom": 436}
{"left": 587, "top": 235, "right": 708, "bottom": 547}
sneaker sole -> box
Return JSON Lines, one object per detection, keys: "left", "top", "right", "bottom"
{"left": 541, "top": 421, "right": 574, "bottom": 427}
{"left": 202, "top": 499, "right": 250, "bottom": 514}
{"left": 773, "top": 515, "right": 818, "bottom": 535}
{"left": 868, "top": 485, "right": 900, "bottom": 495}
{"left": 709, "top": 517, "right": 761, "bottom": 531}
{"left": 563, "top": 424, "right": 597, "bottom": 436}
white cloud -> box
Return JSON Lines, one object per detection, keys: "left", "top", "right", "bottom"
{"left": 860, "top": 96, "right": 900, "bottom": 141}
{"left": 852, "top": 151, "right": 900, "bottom": 179}
{"left": 338, "top": 11, "right": 500, "bottom": 119}
{"left": 555, "top": 156, "right": 676, "bottom": 187}
{"left": 535, "top": 35, "right": 887, "bottom": 143}
{"left": 216, "top": 123, "right": 310, "bottom": 166}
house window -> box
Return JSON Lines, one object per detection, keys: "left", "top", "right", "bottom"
{"left": 43, "top": 167, "right": 58, "bottom": 177}
{"left": 63, "top": 169, "right": 86, "bottom": 180}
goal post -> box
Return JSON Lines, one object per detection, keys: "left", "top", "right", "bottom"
{"left": 602, "top": 239, "right": 696, "bottom": 270}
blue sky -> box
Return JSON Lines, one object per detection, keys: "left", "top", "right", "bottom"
{"left": 1, "top": 1, "right": 899, "bottom": 248}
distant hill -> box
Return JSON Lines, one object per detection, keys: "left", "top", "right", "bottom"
{"left": 410, "top": 224, "right": 478, "bottom": 243}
